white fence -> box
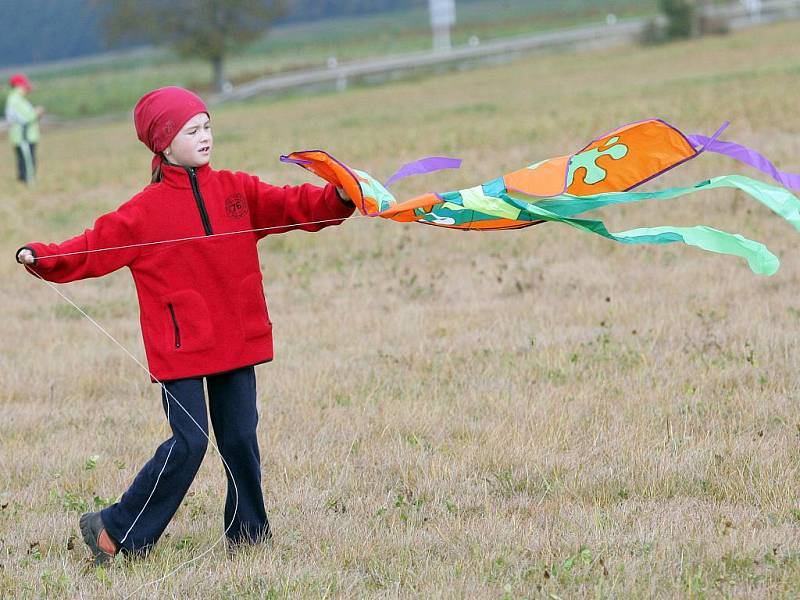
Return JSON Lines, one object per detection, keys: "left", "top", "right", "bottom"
{"left": 210, "top": 0, "right": 800, "bottom": 103}
{"left": 706, "top": 0, "right": 800, "bottom": 28}
{"left": 210, "top": 18, "right": 649, "bottom": 103}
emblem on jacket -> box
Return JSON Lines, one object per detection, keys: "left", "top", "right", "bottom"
{"left": 225, "top": 193, "right": 248, "bottom": 218}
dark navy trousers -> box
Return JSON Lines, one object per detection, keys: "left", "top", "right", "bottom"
{"left": 101, "top": 366, "right": 269, "bottom": 553}
{"left": 14, "top": 142, "right": 36, "bottom": 183}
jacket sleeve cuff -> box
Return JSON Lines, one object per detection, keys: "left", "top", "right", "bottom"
{"left": 21, "top": 242, "right": 57, "bottom": 273}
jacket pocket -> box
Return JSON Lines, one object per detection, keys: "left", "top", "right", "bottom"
{"left": 238, "top": 273, "right": 272, "bottom": 340}
{"left": 161, "top": 290, "right": 215, "bottom": 352}
{"left": 167, "top": 303, "right": 182, "bottom": 348}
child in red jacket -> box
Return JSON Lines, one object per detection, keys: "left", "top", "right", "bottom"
{"left": 16, "top": 86, "right": 354, "bottom": 565}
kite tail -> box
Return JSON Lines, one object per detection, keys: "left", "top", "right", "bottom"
{"left": 559, "top": 219, "right": 778, "bottom": 275}
{"left": 687, "top": 134, "right": 800, "bottom": 192}
{"left": 512, "top": 175, "right": 800, "bottom": 275}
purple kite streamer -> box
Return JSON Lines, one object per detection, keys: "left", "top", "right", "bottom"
{"left": 280, "top": 155, "right": 313, "bottom": 165}
{"left": 691, "top": 121, "right": 729, "bottom": 153}
{"left": 384, "top": 156, "right": 462, "bottom": 188}
{"left": 687, "top": 133, "right": 800, "bottom": 192}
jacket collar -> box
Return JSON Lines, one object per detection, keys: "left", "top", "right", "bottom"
{"left": 160, "top": 161, "right": 213, "bottom": 189}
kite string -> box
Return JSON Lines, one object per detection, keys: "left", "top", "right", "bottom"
{"left": 27, "top": 269, "right": 241, "bottom": 599}
{"left": 31, "top": 214, "right": 374, "bottom": 261}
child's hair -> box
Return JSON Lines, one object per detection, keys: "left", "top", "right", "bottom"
{"left": 151, "top": 157, "right": 164, "bottom": 183}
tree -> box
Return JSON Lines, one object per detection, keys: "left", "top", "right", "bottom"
{"left": 94, "top": 0, "right": 286, "bottom": 92}
{"left": 659, "top": 0, "right": 698, "bottom": 39}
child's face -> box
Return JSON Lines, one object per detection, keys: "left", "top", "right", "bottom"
{"left": 166, "top": 113, "right": 213, "bottom": 168}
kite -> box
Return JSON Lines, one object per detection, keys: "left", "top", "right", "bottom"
{"left": 281, "top": 119, "right": 800, "bottom": 275}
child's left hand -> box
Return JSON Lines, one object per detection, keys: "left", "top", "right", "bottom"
{"left": 16, "top": 248, "right": 35, "bottom": 265}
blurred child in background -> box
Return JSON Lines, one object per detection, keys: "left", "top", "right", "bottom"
{"left": 5, "top": 73, "right": 43, "bottom": 184}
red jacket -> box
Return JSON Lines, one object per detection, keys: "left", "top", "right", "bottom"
{"left": 24, "top": 162, "right": 354, "bottom": 381}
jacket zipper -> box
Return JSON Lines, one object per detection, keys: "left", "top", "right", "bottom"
{"left": 187, "top": 167, "right": 213, "bottom": 235}
{"left": 167, "top": 303, "right": 181, "bottom": 348}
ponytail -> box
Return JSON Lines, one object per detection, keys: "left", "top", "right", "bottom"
{"left": 150, "top": 154, "right": 164, "bottom": 183}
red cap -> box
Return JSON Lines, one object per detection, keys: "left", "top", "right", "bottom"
{"left": 133, "top": 87, "right": 209, "bottom": 167}
{"left": 9, "top": 74, "right": 32, "bottom": 92}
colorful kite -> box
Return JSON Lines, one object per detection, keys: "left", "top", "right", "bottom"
{"left": 282, "top": 119, "right": 800, "bottom": 275}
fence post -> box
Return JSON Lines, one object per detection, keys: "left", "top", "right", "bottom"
{"left": 429, "top": 0, "right": 456, "bottom": 51}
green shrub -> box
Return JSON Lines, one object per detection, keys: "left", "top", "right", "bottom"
{"left": 660, "top": 0, "right": 698, "bottom": 39}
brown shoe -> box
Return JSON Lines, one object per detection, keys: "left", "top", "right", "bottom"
{"left": 79, "top": 512, "right": 118, "bottom": 566}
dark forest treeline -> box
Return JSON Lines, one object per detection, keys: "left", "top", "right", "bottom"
{"left": 0, "top": 0, "right": 106, "bottom": 67}
{"left": 0, "top": 0, "right": 460, "bottom": 68}
{"left": 283, "top": 0, "right": 429, "bottom": 20}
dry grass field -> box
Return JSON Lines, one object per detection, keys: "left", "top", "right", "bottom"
{"left": 1, "top": 20, "right": 800, "bottom": 599}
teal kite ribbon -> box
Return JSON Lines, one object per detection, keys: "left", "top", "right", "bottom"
{"left": 503, "top": 175, "right": 800, "bottom": 275}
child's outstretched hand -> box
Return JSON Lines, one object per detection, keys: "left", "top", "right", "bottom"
{"left": 16, "top": 248, "right": 35, "bottom": 265}
{"left": 336, "top": 187, "right": 354, "bottom": 207}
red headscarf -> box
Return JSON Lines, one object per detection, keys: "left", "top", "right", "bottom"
{"left": 133, "top": 86, "right": 208, "bottom": 172}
